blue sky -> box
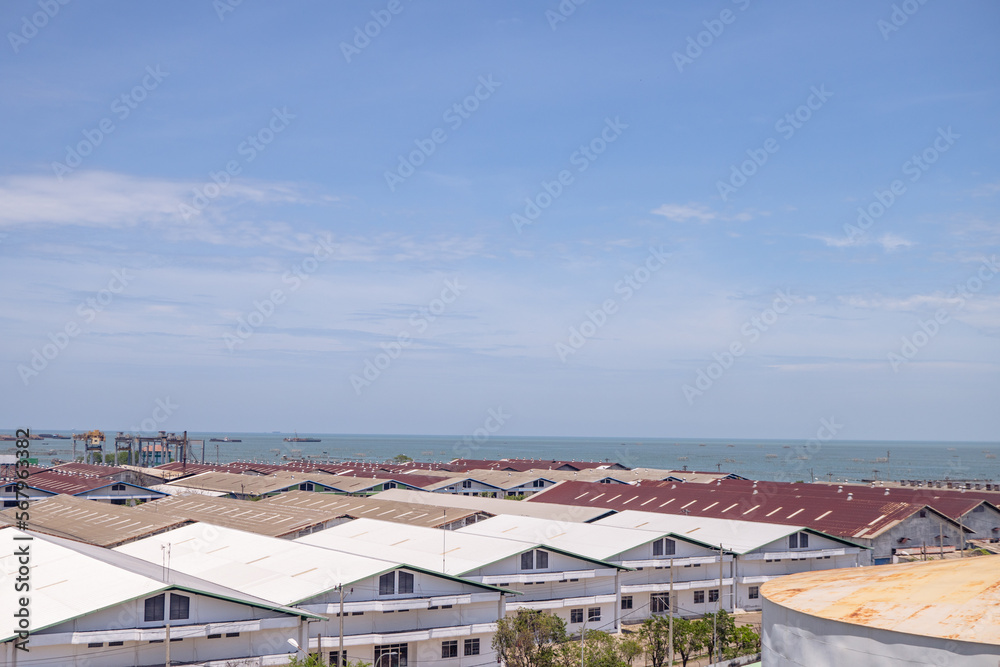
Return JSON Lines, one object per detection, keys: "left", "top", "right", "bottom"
{"left": 1, "top": 1, "right": 998, "bottom": 441}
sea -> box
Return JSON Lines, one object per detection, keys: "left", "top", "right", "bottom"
{"left": 4, "top": 431, "right": 999, "bottom": 484}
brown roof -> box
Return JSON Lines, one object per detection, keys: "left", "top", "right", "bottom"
{"left": 0, "top": 494, "right": 189, "bottom": 547}
{"left": 527, "top": 480, "right": 960, "bottom": 540}
{"left": 261, "top": 490, "right": 482, "bottom": 528}
{"left": 132, "top": 495, "right": 334, "bottom": 538}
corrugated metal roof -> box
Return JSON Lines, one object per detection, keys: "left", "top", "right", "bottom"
{"left": 132, "top": 495, "right": 333, "bottom": 538}
{"left": 297, "top": 517, "right": 622, "bottom": 576}
{"left": 374, "top": 487, "right": 615, "bottom": 522}
{"left": 761, "top": 555, "right": 1000, "bottom": 645}
{"left": 595, "top": 509, "right": 817, "bottom": 554}
{"left": 457, "top": 513, "right": 702, "bottom": 560}
{"left": 0, "top": 528, "right": 318, "bottom": 643}
{"left": 23, "top": 470, "right": 164, "bottom": 498}
{"left": 115, "top": 523, "right": 507, "bottom": 606}
{"left": 262, "top": 490, "right": 481, "bottom": 528}
{"left": 0, "top": 494, "right": 190, "bottom": 547}
{"left": 527, "top": 480, "right": 948, "bottom": 539}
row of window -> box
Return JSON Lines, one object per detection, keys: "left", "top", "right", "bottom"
{"left": 441, "top": 638, "right": 480, "bottom": 658}
{"left": 87, "top": 633, "right": 240, "bottom": 649}
{"left": 144, "top": 593, "right": 189, "bottom": 622}
{"left": 569, "top": 607, "right": 601, "bottom": 623}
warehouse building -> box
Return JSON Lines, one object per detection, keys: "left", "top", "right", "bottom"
{"left": 297, "top": 517, "right": 627, "bottom": 634}
{"left": 374, "top": 486, "right": 615, "bottom": 523}
{"left": 596, "top": 510, "right": 866, "bottom": 613}
{"left": 132, "top": 495, "right": 344, "bottom": 538}
{"left": 116, "top": 522, "right": 513, "bottom": 666}
{"left": 761, "top": 555, "right": 1000, "bottom": 666}
{"left": 263, "top": 490, "right": 488, "bottom": 529}
{"left": 0, "top": 527, "right": 321, "bottom": 666}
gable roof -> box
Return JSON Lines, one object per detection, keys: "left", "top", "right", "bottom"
{"left": 0, "top": 528, "right": 320, "bottom": 643}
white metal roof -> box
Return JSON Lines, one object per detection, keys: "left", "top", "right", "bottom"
{"left": 114, "top": 522, "right": 419, "bottom": 605}
{"left": 595, "top": 509, "right": 813, "bottom": 554}
{"left": 0, "top": 527, "right": 316, "bottom": 642}
{"left": 297, "top": 517, "right": 618, "bottom": 576}
{"left": 374, "top": 487, "right": 615, "bottom": 522}
{"left": 457, "top": 513, "right": 682, "bottom": 560}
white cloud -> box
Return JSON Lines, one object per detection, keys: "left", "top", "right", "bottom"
{"left": 651, "top": 202, "right": 717, "bottom": 223}
{"left": 808, "top": 232, "right": 915, "bottom": 252}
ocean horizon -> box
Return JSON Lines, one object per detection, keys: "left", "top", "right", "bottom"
{"left": 5, "top": 430, "right": 998, "bottom": 485}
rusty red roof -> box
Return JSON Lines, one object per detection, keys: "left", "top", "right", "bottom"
{"left": 526, "top": 480, "right": 959, "bottom": 540}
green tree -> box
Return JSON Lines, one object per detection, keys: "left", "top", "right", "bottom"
{"left": 286, "top": 655, "right": 369, "bottom": 667}
{"left": 727, "top": 624, "right": 761, "bottom": 658}
{"left": 701, "top": 610, "right": 735, "bottom": 662}
{"left": 391, "top": 453, "right": 413, "bottom": 463}
{"left": 492, "top": 608, "right": 567, "bottom": 667}
{"left": 638, "top": 616, "right": 670, "bottom": 667}
{"left": 672, "top": 617, "right": 705, "bottom": 667}
{"left": 556, "top": 630, "right": 643, "bottom": 667}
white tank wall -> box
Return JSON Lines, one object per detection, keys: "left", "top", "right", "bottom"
{"left": 762, "top": 598, "right": 1000, "bottom": 666}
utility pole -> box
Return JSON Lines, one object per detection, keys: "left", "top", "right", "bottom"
{"left": 165, "top": 622, "right": 171, "bottom": 667}
{"left": 668, "top": 563, "right": 674, "bottom": 667}
{"left": 339, "top": 584, "right": 345, "bottom": 666}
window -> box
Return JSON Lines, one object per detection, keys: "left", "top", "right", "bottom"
{"left": 588, "top": 607, "right": 601, "bottom": 622}
{"left": 109, "top": 641, "right": 124, "bottom": 646}
{"left": 973, "top": 505, "right": 985, "bottom": 513}
{"left": 208, "top": 634, "right": 222, "bottom": 639}
{"left": 169, "top": 593, "right": 190, "bottom": 620}
{"left": 300, "top": 482, "right": 314, "bottom": 491}
{"left": 650, "top": 593, "right": 670, "bottom": 614}
{"left": 398, "top": 571, "right": 414, "bottom": 594}
{"left": 536, "top": 550, "right": 548, "bottom": 569}
{"left": 521, "top": 551, "right": 533, "bottom": 570}
{"left": 532, "top": 479, "right": 545, "bottom": 487}
{"left": 570, "top": 608, "right": 583, "bottom": 623}
{"left": 330, "top": 651, "right": 347, "bottom": 666}
{"left": 652, "top": 538, "right": 676, "bottom": 556}
{"left": 225, "top": 632, "right": 240, "bottom": 637}
{"left": 748, "top": 586, "right": 759, "bottom": 600}
{"left": 800, "top": 533, "right": 808, "bottom": 548}
{"left": 375, "top": 642, "right": 408, "bottom": 667}
{"left": 464, "top": 638, "right": 480, "bottom": 656}
{"left": 709, "top": 589, "right": 719, "bottom": 603}
{"left": 788, "top": 533, "right": 798, "bottom": 549}
{"left": 111, "top": 483, "right": 126, "bottom": 491}
{"left": 144, "top": 594, "right": 165, "bottom": 622}
{"left": 462, "top": 480, "right": 472, "bottom": 489}
{"left": 694, "top": 590, "right": 705, "bottom": 604}
{"left": 380, "top": 572, "right": 395, "bottom": 595}
{"left": 918, "top": 510, "right": 927, "bottom": 518}
{"left": 442, "top": 640, "right": 458, "bottom": 658}
{"left": 621, "top": 595, "right": 633, "bottom": 610}
{"left": 352, "top": 612, "right": 363, "bottom": 616}
{"left": 88, "top": 642, "right": 103, "bottom": 648}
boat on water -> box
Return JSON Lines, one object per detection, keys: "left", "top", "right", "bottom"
{"left": 38, "top": 433, "right": 71, "bottom": 439}
{"left": 209, "top": 437, "right": 242, "bottom": 442}
{"left": 284, "top": 432, "right": 321, "bottom": 443}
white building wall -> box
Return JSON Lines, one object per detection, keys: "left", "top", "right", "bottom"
{"left": 762, "top": 598, "right": 1000, "bottom": 666}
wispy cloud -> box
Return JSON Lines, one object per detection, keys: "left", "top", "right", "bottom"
{"left": 808, "top": 232, "right": 915, "bottom": 252}
{"left": 651, "top": 202, "right": 760, "bottom": 224}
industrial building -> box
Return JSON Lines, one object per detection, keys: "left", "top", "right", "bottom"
{"left": 116, "top": 523, "right": 514, "bottom": 666}
{"left": 374, "top": 486, "right": 616, "bottom": 523}
{"left": 761, "top": 555, "right": 1000, "bottom": 666}
{"left": 0, "top": 527, "right": 321, "bottom": 667}
{"left": 296, "top": 517, "right": 627, "bottom": 634}
{"left": 263, "top": 490, "right": 488, "bottom": 529}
